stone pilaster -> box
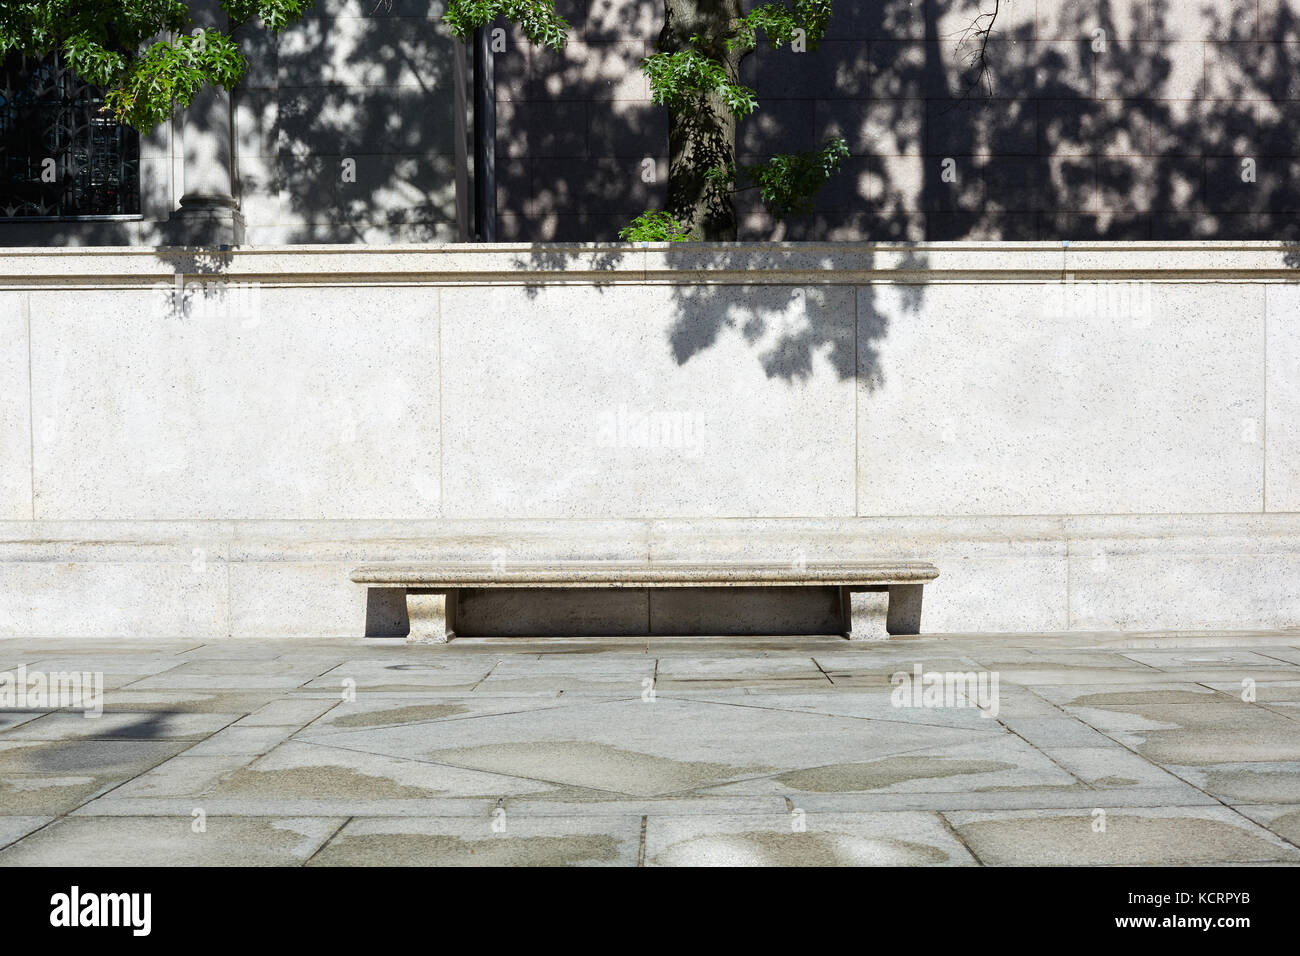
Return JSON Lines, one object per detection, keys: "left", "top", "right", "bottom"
{"left": 162, "top": 0, "right": 244, "bottom": 246}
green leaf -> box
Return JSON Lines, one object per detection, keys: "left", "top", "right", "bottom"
{"left": 741, "top": 137, "right": 850, "bottom": 220}
{"left": 443, "top": 0, "right": 569, "bottom": 50}
{"left": 619, "top": 210, "right": 694, "bottom": 242}
{"left": 643, "top": 49, "right": 757, "bottom": 118}
{"left": 732, "top": 1, "right": 834, "bottom": 54}
{"left": 0, "top": 1, "right": 309, "bottom": 133}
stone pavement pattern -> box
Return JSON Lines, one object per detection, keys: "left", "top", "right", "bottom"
{"left": 2, "top": 632, "right": 1299, "bottom": 866}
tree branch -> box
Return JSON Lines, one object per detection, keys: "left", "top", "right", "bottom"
{"left": 954, "top": 0, "right": 1002, "bottom": 103}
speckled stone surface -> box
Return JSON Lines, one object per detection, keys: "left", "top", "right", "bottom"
{"left": 3, "top": 246, "right": 1300, "bottom": 638}
{"left": 350, "top": 560, "right": 940, "bottom": 587}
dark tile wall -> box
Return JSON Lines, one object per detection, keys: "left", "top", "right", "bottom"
{"left": 496, "top": 0, "right": 1300, "bottom": 241}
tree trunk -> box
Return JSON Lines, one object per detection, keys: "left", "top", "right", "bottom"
{"left": 659, "top": 0, "right": 743, "bottom": 240}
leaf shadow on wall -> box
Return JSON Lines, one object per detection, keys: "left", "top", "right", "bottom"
{"left": 663, "top": 0, "right": 1300, "bottom": 381}
{"left": 664, "top": 246, "right": 926, "bottom": 388}
{"left": 237, "top": 1, "right": 463, "bottom": 244}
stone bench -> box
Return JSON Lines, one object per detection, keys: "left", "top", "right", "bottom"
{"left": 350, "top": 561, "right": 939, "bottom": 643}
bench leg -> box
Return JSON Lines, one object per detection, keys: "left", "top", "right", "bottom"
{"left": 406, "top": 589, "right": 457, "bottom": 644}
{"left": 887, "top": 584, "right": 925, "bottom": 636}
{"left": 842, "top": 587, "right": 889, "bottom": 641}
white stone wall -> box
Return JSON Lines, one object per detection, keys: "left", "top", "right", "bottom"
{"left": 0, "top": 242, "right": 1297, "bottom": 636}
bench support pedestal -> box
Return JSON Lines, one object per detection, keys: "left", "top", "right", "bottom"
{"left": 886, "top": 583, "right": 924, "bottom": 636}
{"left": 843, "top": 587, "right": 889, "bottom": 640}
{"left": 406, "top": 589, "right": 457, "bottom": 644}
{"left": 842, "top": 584, "right": 925, "bottom": 640}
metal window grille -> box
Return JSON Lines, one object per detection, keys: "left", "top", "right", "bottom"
{"left": 0, "top": 50, "right": 141, "bottom": 218}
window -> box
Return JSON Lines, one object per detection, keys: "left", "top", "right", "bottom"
{"left": 0, "top": 50, "right": 140, "bottom": 219}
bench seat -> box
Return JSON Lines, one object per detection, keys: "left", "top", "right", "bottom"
{"left": 351, "top": 561, "right": 938, "bottom": 643}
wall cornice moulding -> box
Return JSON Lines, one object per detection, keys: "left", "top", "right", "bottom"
{"left": 3, "top": 242, "right": 1300, "bottom": 289}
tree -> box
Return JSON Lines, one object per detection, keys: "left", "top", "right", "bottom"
{"left": 457, "top": 0, "right": 1002, "bottom": 239}
{"left": 448, "top": 0, "right": 849, "bottom": 240}
{"left": 0, "top": 2, "right": 313, "bottom": 132}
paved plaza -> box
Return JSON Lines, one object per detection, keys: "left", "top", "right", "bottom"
{"left": 1, "top": 631, "right": 1299, "bottom": 866}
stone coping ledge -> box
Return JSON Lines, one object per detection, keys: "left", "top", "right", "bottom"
{"left": 350, "top": 560, "right": 940, "bottom": 587}
{"left": 2, "top": 241, "right": 1300, "bottom": 287}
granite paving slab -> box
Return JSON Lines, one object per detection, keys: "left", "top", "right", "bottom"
{"left": 2, "top": 633, "right": 1299, "bottom": 865}
{"left": 643, "top": 811, "right": 978, "bottom": 866}
{"left": 307, "top": 815, "right": 642, "bottom": 866}
{"left": 0, "top": 815, "right": 345, "bottom": 866}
